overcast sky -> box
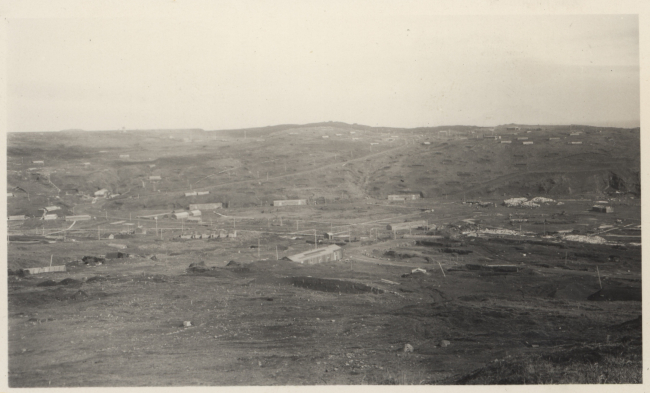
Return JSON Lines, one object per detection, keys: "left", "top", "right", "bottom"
{"left": 7, "top": 13, "right": 640, "bottom": 132}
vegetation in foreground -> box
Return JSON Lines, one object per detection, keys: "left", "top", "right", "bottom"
{"left": 444, "top": 343, "right": 642, "bottom": 385}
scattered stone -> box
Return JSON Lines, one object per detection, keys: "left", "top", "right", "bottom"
{"left": 440, "top": 340, "right": 451, "bottom": 347}
{"left": 183, "top": 321, "right": 192, "bottom": 327}
{"left": 403, "top": 343, "right": 414, "bottom": 353}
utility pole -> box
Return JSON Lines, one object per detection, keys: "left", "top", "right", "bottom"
{"left": 276, "top": 246, "right": 279, "bottom": 260}
{"left": 98, "top": 226, "right": 100, "bottom": 240}
{"left": 258, "top": 238, "right": 260, "bottom": 258}
{"left": 314, "top": 230, "right": 317, "bottom": 250}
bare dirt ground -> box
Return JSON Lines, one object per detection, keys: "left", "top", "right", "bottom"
{"left": 7, "top": 124, "right": 641, "bottom": 386}
{"left": 8, "top": 199, "right": 641, "bottom": 386}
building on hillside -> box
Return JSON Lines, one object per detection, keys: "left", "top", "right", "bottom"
{"left": 388, "top": 194, "right": 421, "bottom": 201}
{"left": 285, "top": 245, "right": 343, "bottom": 264}
{"left": 523, "top": 141, "right": 534, "bottom": 145}
{"left": 119, "top": 154, "right": 130, "bottom": 158}
{"left": 63, "top": 188, "right": 78, "bottom": 195}
{"left": 273, "top": 199, "right": 307, "bottom": 207}
{"left": 149, "top": 164, "right": 156, "bottom": 168}
{"left": 172, "top": 212, "right": 190, "bottom": 219}
{"left": 65, "top": 215, "right": 92, "bottom": 221}
{"left": 94, "top": 189, "right": 110, "bottom": 197}
{"left": 184, "top": 191, "right": 198, "bottom": 197}
{"left": 187, "top": 216, "right": 202, "bottom": 222}
{"left": 569, "top": 141, "right": 583, "bottom": 145}
{"left": 31, "top": 160, "right": 45, "bottom": 164}
{"left": 190, "top": 210, "right": 202, "bottom": 216}
{"left": 517, "top": 137, "right": 529, "bottom": 140}
{"left": 42, "top": 214, "right": 58, "bottom": 220}
{"left": 422, "top": 142, "right": 431, "bottom": 145}
{"left": 8, "top": 215, "right": 26, "bottom": 221}
{"left": 387, "top": 195, "right": 406, "bottom": 201}
{"left": 7, "top": 192, "right": 13, "bottom": 197}
{"left": 506, "top": 127, "right": 520, "bottom": 131}
{"left": 197, "top": 191, "right": 210, "bottom": 196}
{"left": 386, "top": 220, "right": 427, "bottom": 231}
{"left": 501, "top": 140, "right": 512, "bottom": 144}
{"left": 592, "top": 205, "right": 614, "bottom": 213}
{"left": 44, "top": 206, "right": 61, "bottom": 212}
{"left": 549, "top": 137, "right": 561, "bottom": 140}
{"left": 149, "top": 175, "right": 162, "bottom": 181}
{"left": 189, "top": 203, "right": 222, "bottom": 210}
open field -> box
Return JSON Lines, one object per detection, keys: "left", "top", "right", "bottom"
{"left": 7, "top": 123, "right": 641, "bottom": 386}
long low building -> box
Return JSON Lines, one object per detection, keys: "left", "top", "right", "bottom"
{"left": 273, "top": 199, "right": 307, "bottom": 207}
{"left": 189, "top": 203, "right": 222, "bottom": 210}
{"left": 65, "top": 215, "right": 92, "bottom": 221}
{"left": 8, "top": 215, "right": 26, "bottom": 221}
{"left": 24, "top": 265, "right": 66, "bottom": 274}
{"left": 386, "top": 220, "right": 428, "bottom": 231}
{"left": 172, "top": 212, "right": 190, "bottom": 219}
{"left": 387, "top": 194, "right": 421, "bottom": 201}
{"left": 285, "top": 245, "right": 343, "bottom": 264}
{"left": 387, "top": 195, "right": 406, "bottom": 201}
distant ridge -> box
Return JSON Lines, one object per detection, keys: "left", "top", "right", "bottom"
{"left": 9, "top": 121, "right": 639, "bottom": 134}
